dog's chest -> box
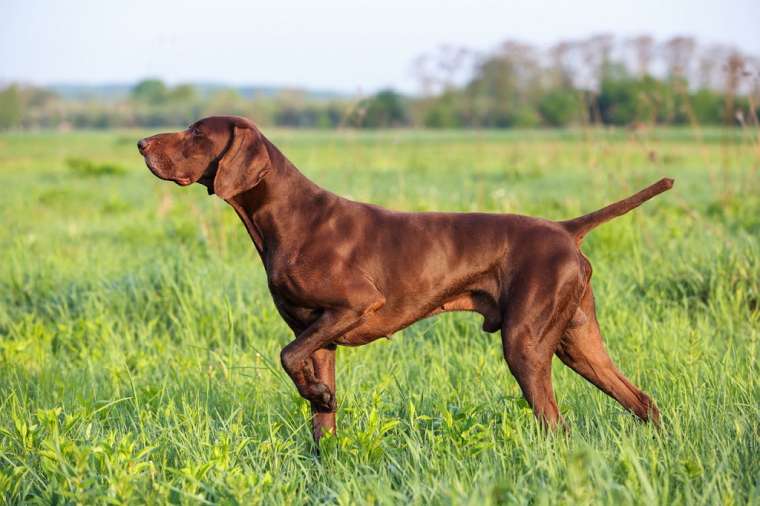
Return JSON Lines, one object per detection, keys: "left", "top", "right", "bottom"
{"left": 267, "top": 281, "right": 322, "bottom": 331}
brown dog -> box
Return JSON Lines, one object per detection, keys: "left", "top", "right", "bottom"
{"left": 138, "top": 116, "right": 671, "bottom": 442}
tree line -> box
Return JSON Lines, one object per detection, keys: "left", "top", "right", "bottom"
{"left": 1, "top": 34, "right": 757, "bottom": 130}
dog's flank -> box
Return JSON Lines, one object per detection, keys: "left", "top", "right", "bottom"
{"left": 139, "top": 116, "right": 670, "bottom": 443}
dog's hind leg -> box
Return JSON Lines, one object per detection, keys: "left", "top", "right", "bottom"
{"left": 557, "top": 285, "right": 660, "bottom": 424}
{"left": 499, "top": 258, "right": 581, "bottom": 429}
{"left": 501, "top": 323, "right": 563, "bottom": 428}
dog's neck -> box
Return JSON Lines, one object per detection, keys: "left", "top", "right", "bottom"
{"left": 224, "top": 137, "right": 333, "bottom": 257}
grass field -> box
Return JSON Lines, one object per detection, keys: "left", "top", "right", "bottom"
{"left": 0, "top": 127, "right": 758, "bottom": 504}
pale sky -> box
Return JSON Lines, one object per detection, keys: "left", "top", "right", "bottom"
{"left": 2, "top": 0, "right": 758, "bottom": 93}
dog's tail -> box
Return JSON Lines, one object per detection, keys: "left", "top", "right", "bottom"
{"left": 560, "top": 178, "right": 674, "bottom": 244}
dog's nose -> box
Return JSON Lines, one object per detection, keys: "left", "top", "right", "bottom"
{"left": 137, "top": 138, "right": 149, "bottom": 154}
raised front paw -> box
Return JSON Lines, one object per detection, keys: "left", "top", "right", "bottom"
{"left": 307, "top": 382, "right": 336, "bottom": 412}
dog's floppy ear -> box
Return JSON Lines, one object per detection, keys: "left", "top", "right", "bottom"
{"left": 214, "top": 121, "right": 272, "bottom": 199}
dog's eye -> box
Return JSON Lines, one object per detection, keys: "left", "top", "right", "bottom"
{"left": 191, "top": 127, "right": 203, "bottom": 137}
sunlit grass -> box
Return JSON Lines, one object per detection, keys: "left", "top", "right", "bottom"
{"left": 0, "top": 128, "right": 758, "bottom": 504}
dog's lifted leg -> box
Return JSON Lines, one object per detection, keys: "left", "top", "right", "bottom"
{"left": 557, "top": 285, "right": 660, "bottom": 424}
{"left": 310, "top": 345, "right": 337, "bottom": 441}
{"left": 280, "top": 295, "right": 383, "bottom": 443}
{"left": 280, "top": 310, "right": 357, "bottom": 414}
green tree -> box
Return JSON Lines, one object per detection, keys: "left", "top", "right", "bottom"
{"left": 538, "top": 89, "right": 584, "bottom": 126}
{"left": 131, "top": 79, "right": 168, "bottom": 105}
{"left": 167, "top": 84, "right": 197, "bottom": 104}
{"left": 463, "top": 43, "right": 542, "bottom": 127}
{"left": 423, "top": 91, "right": 462, "bottom": 128}
{"left": 351, "top": 89, "right": 408, "bottom": 128}
{"left": 0, "top": 85, "right": 23, "bottom": 129}
{"left": 202, "top": 89, "right": 249, "bottom": 117}
{"left": 690, "top": 89, "right": 724, "bottom": 124}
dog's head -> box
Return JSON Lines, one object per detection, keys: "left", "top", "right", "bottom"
{"left": 137, "top": 115, "right": 272, "bottom": 199}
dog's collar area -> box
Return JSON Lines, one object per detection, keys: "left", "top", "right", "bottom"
{"left": 198, "top": 160, "right": 218, "bottom": 195}
{"left": 200, "top": 123, "right": 238, "bottom": 196}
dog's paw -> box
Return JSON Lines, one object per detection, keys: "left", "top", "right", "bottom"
{"left": 309, "top": 382, "right": 336, "bottom": 412}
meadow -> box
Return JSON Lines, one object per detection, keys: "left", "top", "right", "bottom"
{"left": 0, "top": 126, "right": 758, "bottom": 504}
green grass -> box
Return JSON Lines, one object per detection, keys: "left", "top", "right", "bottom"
{"left": 0, "top": 127, "right": 758, "bottom": 504}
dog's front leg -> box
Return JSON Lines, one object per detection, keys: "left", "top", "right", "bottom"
{"left": 280, "top": 304, "right": 382, "bottom": 443}
{"left": 310, "top": 345, "right": 337, "bottom": 441}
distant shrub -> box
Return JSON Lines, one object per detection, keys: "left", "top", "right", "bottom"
{"left": 538, "top": 89, "right": 584, "bottom": 126}
{"left": 0, "top": 85, "right": 23, "bottom": 129}
{"left": 691, "top": 89, "right": 724, "bottom": 124}
{"left": 66, "top": 157, "right": 126, "bottom": 177}
{"left": 348, "top": 89, "right": 410, "bottom": 128}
